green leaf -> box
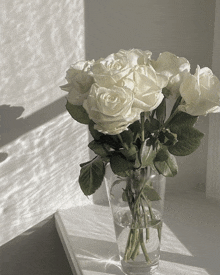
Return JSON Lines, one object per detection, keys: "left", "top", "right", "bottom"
{"left": 110, "top": 154, "right": 133, "bottom": 177}
{"left": 134, "top": 152, "right": 141, "bottom": 169}
{"left": 166, "top": 111, "right": 204, "bottom": 156}
{"left": 156, "top": 98, "right": 166, "bottom": 124}
{"left": 99, "top": 135, "right": 121, "bottom": 150}
{"left": 162, "top": 88, "right": 172, "bottom": 98}
{"left": 145, "top": 118, "right": 160, "bottom": 136}
{"left": 168, "top": 111, "right": 198, "bottom": 128}
{"left": 89, "top": 120, "right": 103, "bottom": 140}
{"left": 140, "top": 144, "right": 157, "bottom": 168}
{"left": 88, "top": 140, "right": 110, "bottom": 158}
{"left": 120, "top": 145, "right": 137, "bottom": 161}
{"left": 128, "top": 120, "right": 141, "bottom": 141}
{"left": 168, "top": 126, "right": 204, "bottom": 156}
{"left": 120, "top": 129, "right": 134, "bottom": 145}
{"left": 154, "top": 148, "right": 178, "bottom": 177}
{"left": 79, "top": 157, "right": 105, "bottom": 196}
{"left": 163, "top": 130, "right": 178, "bottom": 146}
{"left": 143, "top": 185, "right": 161, "bottom": 201}
{"left": 66, "top": 101, "right": 90, "bottom": 124}
{"left": 158, "top": 129, "right": 178, "bottom": 146}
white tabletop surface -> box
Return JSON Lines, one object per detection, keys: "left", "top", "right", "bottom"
{"left": 55, "top": 189, "right": 220, "bottom": 275}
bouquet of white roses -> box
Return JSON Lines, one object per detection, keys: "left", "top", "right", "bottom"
{"left": 60, "top": 49, "right": 220, "bottom": 264}
{"left": 60, "top": 49, "right": 220, "bottom": 192}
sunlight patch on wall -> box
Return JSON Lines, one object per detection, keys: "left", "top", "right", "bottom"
{"left": 0, "top": 0, "right": 87, "bottom": 245}
{"left": 0, "top": 112, "right": 91, "bottom": 245}
{"left": 1, "top": 0, "right": 85, "bottom": 117}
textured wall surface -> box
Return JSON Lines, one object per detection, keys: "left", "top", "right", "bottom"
{"left": 0, "top": 0, "right": 92, "bottom": 246}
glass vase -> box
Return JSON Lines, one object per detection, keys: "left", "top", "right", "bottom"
{"left": 105, "top": 165, "right": 166, "bottom": 275}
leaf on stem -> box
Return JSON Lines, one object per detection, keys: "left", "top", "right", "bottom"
{"left": 66, "top": 101, "right": 90, "bottom": 124}
{"left": 145, "top": 118, "right": 160, "bottom": 134}
{"left": 79, "top": 157, "right": 105, "bottom": 195}
{"left": 156, "top": 98, "right": 166, "bottom": 124}
{"left": 168, "top": 111, "right": 198, "bottom": 127}
{"left": 166, "top": 111, "right": 204, "bottom": 156}
{"left": 120, "top": 145, "right": 137, "bottom": 161}
{"left": 154, "top": 147, "right": 178, "bottom": 177}
{"left": 143, "top": 185, "right": 161, "bottom": 201}
{"left": 140, "top": 144, "right": 157, "bottom": 168}
{"left": 88, "top": 140, "right": 111, "bottom": 158}
{"left": 129, "top": 120, "right": 141, "bottom": 141}
{"left": 89, "top": 120, "right": 103, "bottom": 140}
{"left": 110, "top": 154, "right": 133, "bottom": 177}
{"left": 120, "top": 129, "right": 134, "bottom": 148}
{"left": 99, "top": 135, "right": 121, "bottom": 150}
{"left": 168, "top": 126, "right": 204, "bottom": 156}
{"left": 158, "top": 129, "right": 178, "bottom": 146}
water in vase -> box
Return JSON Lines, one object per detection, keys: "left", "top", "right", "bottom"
{"left": 113, "top": 208, "right": 162, "bottom": 275}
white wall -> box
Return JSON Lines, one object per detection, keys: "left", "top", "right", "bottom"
{"left": 206, "top": 0, "right": 220, "bottom": 202}
{"left": 0, "top": 0, "right": 218, "bottom": 245}
{"left": 0, "top": 0, "right": 92, "bottom": 246}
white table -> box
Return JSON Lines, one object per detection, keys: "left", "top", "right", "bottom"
{"left": 55, "top": 190, "right": 220, "bottom": 275}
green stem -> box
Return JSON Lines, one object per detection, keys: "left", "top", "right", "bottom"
{"left": 117, "top": 134, "right": 129, "bottom": 150}
{"left": 140, "top": 112, "right": 145, "bottom": 142}
{"left": 164, "top": 97, "right": 184, "bottom": 128}
{"left": 123, "top": 229, "right": 134, "bottom": 261}
{"left": 139, "top": 229, "right": 151, "bottom": 264}
{"left": 150, "top": 109, "right": 156, "bottom": 120}
{"left": 141, "top": 201, "right": 150, "bottom": 242}
{"left": 170, "top": 95, "right": 182, "bottom": 115}
{"left": 141, "top": 193, "right": 154, "bottom": 219}
{"left": 131, "top": 237, "right": 140, "bottom": 260}
{"left": 141, "top": 193, "right": 162, "bottom": 242}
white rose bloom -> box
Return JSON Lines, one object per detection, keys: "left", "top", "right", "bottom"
{"left": 129, "top": 65, "right": 168, "bottom": 112}
{"left": 152, "top": 52, "right": 190, "bottom": 97}
{"left": 60, "top": 60, "right": 95, "bottom": 105}
{"left": 90, "top": 49, "right": 152, "bottom": 87}
{"left": 83, "top": 83, "right": 141, "bottom": 135}
{"left": 119, "top": 49, "right": 152, "bottom": 67}
{"left": 179, "top": 66, "right": 220, "bottom": 116}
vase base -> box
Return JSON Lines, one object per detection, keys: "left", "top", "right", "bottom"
{"left": 121, "top": 259, "right": 159, "bottom": 275}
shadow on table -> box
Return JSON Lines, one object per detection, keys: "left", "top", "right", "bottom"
{"left": 0, "top": 216, "right": 72, "bottom": 275}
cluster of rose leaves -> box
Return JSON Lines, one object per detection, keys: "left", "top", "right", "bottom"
{"left": 60, "top": 49, "right": 220, "bottom": 196}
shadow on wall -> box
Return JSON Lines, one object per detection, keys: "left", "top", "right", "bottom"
{"left": 0, "top": 97, "right": 67, "bottom": 162}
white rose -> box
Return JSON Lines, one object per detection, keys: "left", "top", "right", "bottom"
{"left": 83, "top": 83, "right": 141, "bottom": 135}
{"left": 179, "top": 66, "right": 220, "bottom": 116}
{"left": 60, "top": 60, "right": 95, "bottom": 105}
{"left": 152, "top": 52, "right": 190, "bottom": 97}
{"left": 90, "top": 49, "right": 152, "bottom": 87}
{"left": 129, "top": 65, "right": 168, "bottom": 112}
{"left": 119, "top": 49, "right": 152, "bottom": 67}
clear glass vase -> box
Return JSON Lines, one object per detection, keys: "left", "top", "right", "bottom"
{"left": 105, "top": 165, "right": 166, "bottom": 275}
